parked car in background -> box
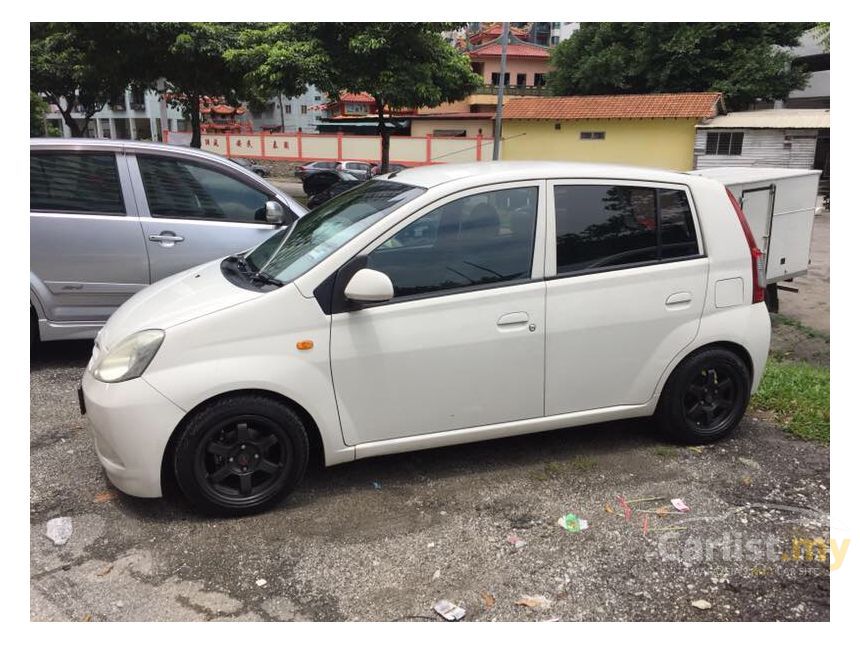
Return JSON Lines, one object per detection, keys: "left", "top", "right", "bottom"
{"left": 370, "top": 163, "right": 409, "bottom": 176}
{"left": 230, "top": 157, "right": 272, "bottom": 177}
{"left": 307, "top": 178, "right": 363, "bottom": 209}
{"left": 337, "top": 160, "right": 374, "bottom": 180}
{"left": 303, "top": 170, "right": 363, "bottom": 208}
{"left": 30, "top": 139, "right": 307, "bottom": 346}
{"left": 295, "top": 160, "right": 339, "bottom": 180}
{"left": 80, "top": 161, "right": 770, "bottom": 514}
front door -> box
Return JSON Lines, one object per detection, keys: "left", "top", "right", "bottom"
{"left": 131, "top": 153, "right": 282, "bottom": 282}
{"left": 30, "top": 150, "right": 149, "bottom": 324}
{"left": 330, "top": 183, "right": 547, "bottom": 445}
{"left": 545, "top": 181, "right": 709, "bottom": 415}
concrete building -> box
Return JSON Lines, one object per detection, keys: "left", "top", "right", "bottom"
{"left": 500, "top": 92, "right": 725, "bottom": 171}
{"left": 786, "top": 30, "right": 829, "bottom": 109}
{"left": 45, "top": 87, "right": 185, "bottom": 141}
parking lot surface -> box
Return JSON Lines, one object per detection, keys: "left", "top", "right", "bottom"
{"left": 31, "top": 328, "right": 829, "bottom": 622}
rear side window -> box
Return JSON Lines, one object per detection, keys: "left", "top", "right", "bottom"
{"left": 30, "top": 153, "right": 125, "bottom": 214}
{"left": 138, "top": 156, "right": 270, "bottom": 223}
{"left": 554, "top": 184, "right": 699, "bottom": 275}
{"left": 367, "top": 186, "right": 538, "bottom": 299}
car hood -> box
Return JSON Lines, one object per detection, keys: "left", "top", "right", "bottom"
{"left": 97, "top": 260, "right": 263, "bottom": 350}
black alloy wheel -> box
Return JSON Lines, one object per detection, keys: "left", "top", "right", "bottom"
{"left": 174, "top": 395, "right": 309, "bottom": 515}
{"left": 657, "top": 348, "right": 751, "bottom": 444}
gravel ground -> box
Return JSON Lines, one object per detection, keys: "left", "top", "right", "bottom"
{"left": 30, "top": 326, "right": 830, "bottom": 622}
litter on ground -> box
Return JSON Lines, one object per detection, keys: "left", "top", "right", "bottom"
{"left": 46, "top": 517, "right": 73, "bottom": 546}
{"left": 557, "top": 513, "right": 588, "bottom": 532}
{"left": 433, "top": 599, "right": 466, "bottom": 621}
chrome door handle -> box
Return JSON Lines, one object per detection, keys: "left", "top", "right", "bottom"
{"left": 149, "top": 231, "right": 185, "bottom": 248}
{"left": 665, "top": 291, "right": 693, "bottom": 307}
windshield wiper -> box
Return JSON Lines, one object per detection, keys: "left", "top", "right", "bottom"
{"left": 249, "top": 270, "right": 284, "bottom": 287}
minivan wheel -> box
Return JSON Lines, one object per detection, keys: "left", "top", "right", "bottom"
{"left": 656, "top": 348, "right": 751, "bottom": 444}
{"left": 173, "top": 395, "right": 309, "bottom": 515}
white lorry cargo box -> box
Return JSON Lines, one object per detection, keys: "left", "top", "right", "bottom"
{"left": 691, "top": 167, "right": 821, "bottom": 284}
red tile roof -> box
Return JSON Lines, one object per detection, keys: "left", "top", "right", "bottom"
{"left": 502, "top": 93, "right": 724, "bottom": 120}
{"left": 470, "top": 42, "right": 550, "bottom": 59}
{"left": 338, "top": 93, "right": 376, "bottom": 104}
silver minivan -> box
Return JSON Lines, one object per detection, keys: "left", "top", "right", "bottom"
{"left": 30, "top": 139, "right": 307, "bottom": 344}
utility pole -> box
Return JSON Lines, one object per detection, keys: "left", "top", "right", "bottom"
{"left": 492, "top": 21, "right": 509, "bottom": 161}
{"left": 156, "top": 78, "right": 170, "bottom": 143}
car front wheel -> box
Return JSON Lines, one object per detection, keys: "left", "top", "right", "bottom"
{"left": 173, "top": 395, "right": 309, "bottom": 515}
{"left": 656, "top": 348, "right": 751, "bottom": 444}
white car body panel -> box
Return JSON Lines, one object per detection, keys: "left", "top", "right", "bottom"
{"left": 81, "top": 161, "right": 771, "bottom": 499}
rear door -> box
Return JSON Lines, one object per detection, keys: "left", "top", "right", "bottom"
{"left": 30, "top": 150, "right": 149, "bottom": 325}
{"left": 544, "top": 180, "right": 708, "bottom": 415}
{"left": 129, "top": 153, "right": 290, "bottom": 282}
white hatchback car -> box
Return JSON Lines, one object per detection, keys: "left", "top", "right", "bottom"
{"left": 81, "top": 162, "right": 771, "bottom": 514}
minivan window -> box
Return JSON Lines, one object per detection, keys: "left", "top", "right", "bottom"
{"left": 554, "top": 185, "right": 699, "bottom": 275}
{"left": 367, "top": 186, "right": 538, "bottom": 298}
{"left": 30, "top": 152, "right": 125, "bottom": 215}
{"left": 247, "top": 180, "right": 425, "bottom": 284}
{"left": 138, "top": 156, "right": 270, "bottom": 223}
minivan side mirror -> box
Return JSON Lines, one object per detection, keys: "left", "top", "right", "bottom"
{"left": 344, "top": 268, "right": 394, "bottom": 303}
{"left": 265, "top": 200, "right": 286, "bottom": 226}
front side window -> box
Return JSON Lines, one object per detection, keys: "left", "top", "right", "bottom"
{"left": 554, "top": 184, "right": 699, "bottom": 275}
{"left": 138, "top": 156, "right": 270, "bottom": 223}
{"left": 30, "top": 152, "right": 125, "bottom": 214}
{"left": 366, "top": 186, "right": 538, "bottom": 299}
{"left": 247, "top": 180, "right": 425, "bottom": 284}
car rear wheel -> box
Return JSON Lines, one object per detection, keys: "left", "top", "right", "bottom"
{"left": 656, "top": 348, "right": 751, "bottom": 444}
{"left": 173, "top": 395, "right": 309, "bottom": 515}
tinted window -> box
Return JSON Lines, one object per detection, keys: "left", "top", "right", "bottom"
{"left": 138, "top": 156, "right": 270, "bottom": 223}
{"left": 658, "top": 189, "right": 699, "bottom": 259}
{"left": 30, "top": 153, "right": 125, "bottom": 214}
{"left": 367, "top": 186, "right": 537, "bottom": 298}
{"left": 555, "top": 185, "right": 658, "bottom": 274}
{"left": 554, "top": 185, "right": 699, "bottom": 275}
{"left": 705, "top": 132, "right": 743, "bottom": 156}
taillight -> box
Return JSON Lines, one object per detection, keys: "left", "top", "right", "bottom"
{"left": 725, "top": 188, "right": 766, "bottom": 304}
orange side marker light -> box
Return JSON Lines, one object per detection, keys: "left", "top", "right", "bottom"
{"left": 296, "top": 340, "right": 314, "bottom": 351}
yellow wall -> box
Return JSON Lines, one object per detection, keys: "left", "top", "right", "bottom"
{"left": 410, "top": 119, "right": 491, "bottom": 138}
{"left": 501, "top": 118, "right": 699, "bottom": 171}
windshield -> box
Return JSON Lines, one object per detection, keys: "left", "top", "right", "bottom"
{"left": 246, "top": 180, "right": 425, "bottom": 284}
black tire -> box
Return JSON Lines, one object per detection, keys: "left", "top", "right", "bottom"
{"left": 765, "top": 283, "right": 779, "bottom": 313}
{"left": 173, "top": 395, "right": 309, "bottom": 516}
{"left": 656, "top": 348, "right": 751, "bottom": 444}
{"left": 30, "top": 306, "right": 40, "bottom": 353}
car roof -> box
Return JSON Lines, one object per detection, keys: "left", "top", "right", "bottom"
{"left": 380, "top": 161, "right": 698, "bottom": 189}
{"left": 30, "top": 137, "right": 241, "bottom": 165}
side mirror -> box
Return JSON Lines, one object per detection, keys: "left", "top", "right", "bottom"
{"left": 344, "top": 268, "right": 394, "bottom": 303}
{"left": 265, "top": 200, "right": 286, "bottom": 226}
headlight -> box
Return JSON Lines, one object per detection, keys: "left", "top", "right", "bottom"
{"left": 92, "top": 329, "right": 165, "bottom": 383}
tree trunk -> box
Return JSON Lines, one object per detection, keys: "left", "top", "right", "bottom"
{"left": 55, "top": 103, "right": 83, "bottom": 137}
{"left": 375, "top": 95, "right": 390, "bottom": 173}
{"left": 189, "top": 95, "right": 201, "bottom": 149}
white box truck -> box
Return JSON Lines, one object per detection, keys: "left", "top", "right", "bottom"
{"left": 691, "top": 167, "right": 822, "bottom": 312}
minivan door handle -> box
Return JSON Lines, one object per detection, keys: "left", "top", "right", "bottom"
{"left": 497, "top": 311, "right": 530, "bottom": 327}
{"left": 665, "top": 291, "right": 693, "bottom": 307}
{"left": 149, "top": 231, "right": 185, "bottom": 248}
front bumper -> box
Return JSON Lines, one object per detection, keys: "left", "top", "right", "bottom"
{"left": 81, "top": 370, "right": 186, "bottom": 498}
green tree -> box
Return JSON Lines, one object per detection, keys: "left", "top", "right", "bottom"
{"left": 549, "top": 23, "right": 814, "bottom": 109}
{"left": 814, "top": 22, "right": 830, "bottom": 53}
{"left": 30, "top": 91, "right": 59, "bottom": 137}
{"left": 230, "top": 23, "right": 482, "bottom": 171}
{"left": 140, "top": 22, "right": 257, "bottom": 148}
{"left": 30, "top": 23, "right": 135, "bottom": 137}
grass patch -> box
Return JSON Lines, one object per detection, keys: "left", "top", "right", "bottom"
{"left": 652, "top": 445, "right": 678, "bottom": 459}
{"left": 771, "top": 314, "right": 830, "bottom": 342}
{"left": 751, "top": 359, "right": 830, "bottom": 442}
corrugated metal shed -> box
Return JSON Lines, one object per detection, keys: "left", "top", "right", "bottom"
{"left": 698, "top": 109, "right": 829, "bottom": 129}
